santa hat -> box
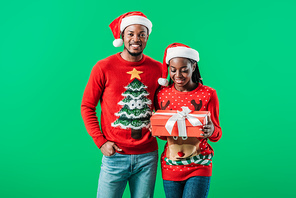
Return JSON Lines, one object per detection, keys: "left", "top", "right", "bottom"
{"left": 109, "top": 11, "right": 152, "bottom": 47}
{"left": 158, "top": 43, "right": 200, "bottom": 86}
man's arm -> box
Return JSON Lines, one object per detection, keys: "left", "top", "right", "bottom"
{"left": 81, "top": 64, "right": 108, "bottom": 148}
{"left": 81, "top": 64, "right": 122, "bottom": 155}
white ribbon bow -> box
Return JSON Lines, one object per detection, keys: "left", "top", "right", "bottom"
{"left": 164, "top": 107, "right": 202, "bottom": 137}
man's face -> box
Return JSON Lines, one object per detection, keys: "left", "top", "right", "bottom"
{"left": 122, "top": 24, "right": 149, "bottom": 56}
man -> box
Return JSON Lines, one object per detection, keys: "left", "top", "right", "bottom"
{"left": 81, "top": 11, "right": 162, "bottom": 198}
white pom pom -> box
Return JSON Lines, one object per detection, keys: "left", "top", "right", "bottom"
{"left": 158, "top": 78, "right": 169, "bottom": 86}
{"left": 113, "top": 39, "right": 123, "bottom": 47}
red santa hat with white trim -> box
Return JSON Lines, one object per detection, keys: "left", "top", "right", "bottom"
{"left": 158, "top": 43, "right": 200, "bottom": 86}
{"left": 109, "top": 11, "right": 152, "bottom": 47}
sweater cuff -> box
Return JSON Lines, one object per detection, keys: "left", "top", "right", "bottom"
{"left": 93, "top": 136, "right": 108, "bottom": 149}
{"left": 209, "top": 127, "right": 220, "bottom": 142}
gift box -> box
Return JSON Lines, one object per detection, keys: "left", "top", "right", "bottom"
{"left": 151, "top": 107, "right": 210, "bottom": 137}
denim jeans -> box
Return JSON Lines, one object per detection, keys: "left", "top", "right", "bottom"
{"left": 163, "top": 176, "right": 211, "bottom": 198}
{"left": 97, "top": 150, "right": 158, "bottom": 198}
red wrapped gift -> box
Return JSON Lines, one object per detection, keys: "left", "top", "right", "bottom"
{"left": 151, "top": 107, "right": 210, "bottom": 137}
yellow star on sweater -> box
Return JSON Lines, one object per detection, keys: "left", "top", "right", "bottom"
{"left": 127, "top": 68, "right": 143, "bottom": 80}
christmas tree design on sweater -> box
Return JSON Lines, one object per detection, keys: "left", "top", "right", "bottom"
{"left": 111, "top": 68, "right": 152, "bottom": 139}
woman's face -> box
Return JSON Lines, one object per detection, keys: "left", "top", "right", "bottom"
{"left": 169, "top": 57, "right": 196, "bottom": 91}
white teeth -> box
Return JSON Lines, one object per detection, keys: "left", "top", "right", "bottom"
{"left": 131, "top": 45, "right": 140, "bottom": 47}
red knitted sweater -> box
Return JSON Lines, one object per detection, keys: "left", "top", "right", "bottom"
{"left": 81, "top": 53, "right": 162, "bottom": 154}
{"left": 155, "top": 83, "right": 222, "bottom": 181}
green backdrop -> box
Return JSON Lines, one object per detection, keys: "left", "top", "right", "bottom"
{"left": 1, "top": 0, "right": 296, "bottom": 197}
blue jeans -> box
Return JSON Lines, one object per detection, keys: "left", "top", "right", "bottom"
{"left": 163, "top": 176, "right": 211, "bottom": 198}
{"left": 97, "top": 150, "right": 158, "bottom": 198}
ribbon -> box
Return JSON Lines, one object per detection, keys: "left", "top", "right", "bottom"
{"left": 155, "top": 107, "right": 206, "bottom": 137}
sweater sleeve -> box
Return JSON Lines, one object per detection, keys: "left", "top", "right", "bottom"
{"left": 81, "top": 63, "right": 108, "bottom": 148}
{"left": 207, "top": 90, "right": 222, "bottom": 142}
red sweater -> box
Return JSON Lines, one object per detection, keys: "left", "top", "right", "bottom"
{"left": 81, "top": 53, "right": 162, "bottom": 154}
{"left": 155, "top": 83, "right": 222, "bottom": 181}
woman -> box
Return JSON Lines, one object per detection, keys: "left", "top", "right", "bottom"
{"left": 155, "top": 43, "right": 222, "bottom": 198}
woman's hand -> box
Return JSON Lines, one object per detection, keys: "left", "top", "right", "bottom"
{"left": 200, "top": 115, "right": 214, "bottom": 138}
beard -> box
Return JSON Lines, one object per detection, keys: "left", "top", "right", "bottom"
{"left": 125, "top": 47, "right": 143, "bottom": 57}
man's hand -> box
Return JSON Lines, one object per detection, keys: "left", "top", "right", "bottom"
{"left": 100, "top": 141, "right": 122, "bottom": 156}
{"left": 148, "top": 112, "right": 155, "bottom": 133}
{"left": 200, "top": 115, "right": 214, "bottom": 138}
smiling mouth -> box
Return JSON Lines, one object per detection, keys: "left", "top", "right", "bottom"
{"left": 175, "top": 79, "right": 184, "bottom": 84}
{"left": 130, "top": 43, "right": 142, "bottom": 48}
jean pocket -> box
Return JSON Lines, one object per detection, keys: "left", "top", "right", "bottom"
{"left": 104, "top": 152, "right": 117, "bottom": 158}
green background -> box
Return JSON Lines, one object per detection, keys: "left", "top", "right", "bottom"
{"left": 1, "top": 0, "right": 295, "bottom": 197}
